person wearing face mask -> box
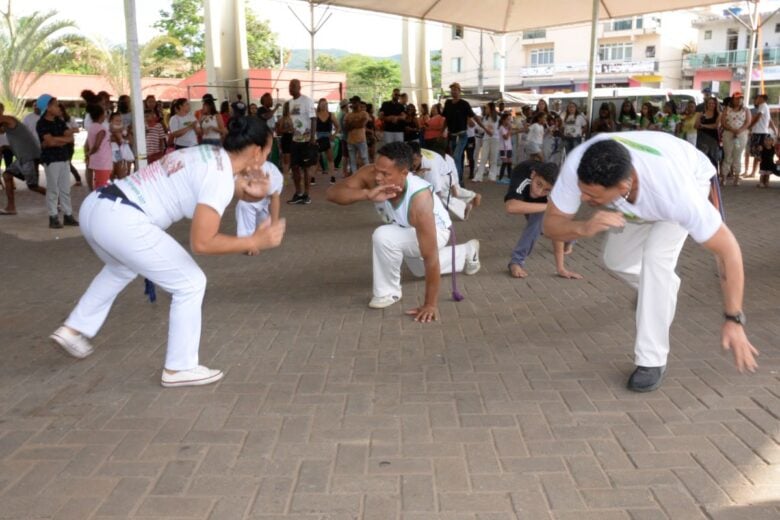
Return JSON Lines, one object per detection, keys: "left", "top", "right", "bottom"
{"left": 49, "top": 117, "right": 286, "bottom": 388}
{"left": 543, "top": 131, "right": 758, "bottom": 393}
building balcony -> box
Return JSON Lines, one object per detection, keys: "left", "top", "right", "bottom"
{"left": 519, "top": 60, "right": 657, "bottom": 77}
{"left": 685, "top": 46, "right": 780, "bottom": 70}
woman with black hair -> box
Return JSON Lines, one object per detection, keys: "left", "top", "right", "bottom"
{"left": 49, "top": 117, "right": 287, "bottom": 388}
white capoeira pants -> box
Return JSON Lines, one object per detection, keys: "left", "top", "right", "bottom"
{"left": 601, "top": 220, "right": 688, "bottom": 368}
{"left": 64, "top": 193, "right": 206, "bottom": 371}
{"left": 235, "top": 199, "right": 269, "bottom": 237}
{"left": 438, "top": 186, "right": 477, "bottom": 221}
{"left": 372, "top": 224, "right": 471, "bottom": 298}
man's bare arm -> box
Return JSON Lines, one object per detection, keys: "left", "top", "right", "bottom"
{"left": 543, "top": 201, "right": 625, "bottom": 241}
{"left": 408, "top": 190, "right": 440, "bottom": 322}
{"left": 325, "top": 165, "right": 376, "bottom": 205}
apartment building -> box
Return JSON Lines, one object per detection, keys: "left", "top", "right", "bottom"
{"left": 683, "top": 9, "right": 780, "bottom": 101}
{"left": 441, "top": 11, "right": 698, "bottom": 94}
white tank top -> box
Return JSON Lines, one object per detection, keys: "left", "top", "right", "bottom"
{"left": 379, "top": 174, "right": 451, "bottom": 229}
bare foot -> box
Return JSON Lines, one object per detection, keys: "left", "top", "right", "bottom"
{"left": 509, "top": 264, "right": 528, "bottom": 278}
{"left": 563, "top": 243, "right": 574, "bottom": 255}
{"left": 472, "top": 193, "right": 482, "bottom": 208}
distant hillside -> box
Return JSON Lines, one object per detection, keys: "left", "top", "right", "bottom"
{"left": 285, "top": 49, "right": 439, "bottom": 69}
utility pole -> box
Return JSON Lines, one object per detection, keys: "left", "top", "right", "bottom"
{"left": 478, "top": 30, "right": 484, "bottom": 94}
{"left": 289, "top": 0, "right": 331, "bottom": 99}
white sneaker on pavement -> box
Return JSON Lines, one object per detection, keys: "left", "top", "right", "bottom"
{"left": 50, "top": 326, "right": 94, "bottom": 359}
{"left": 161, "top": 365, "right": 224, "bottom": 388}
{"left": 368, "top": 294, "right": 401, "bottom": 309}
{"left": 464, "top": 239, "right": 481, "bottom": 275}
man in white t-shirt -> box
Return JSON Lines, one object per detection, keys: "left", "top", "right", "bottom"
{"left": 747, "top": 94, "right": 777, "bottom": 178}
{"left": 22, "top": 106, "right": 40, "bottom": 135}
{"left": 543, "top": 132, "right": 759, "bottom": 392}
{"left": 286, "top": 79, "right": 317, "bottom": 205}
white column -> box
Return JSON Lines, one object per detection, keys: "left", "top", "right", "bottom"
{"left": 123, "top": 0, "right": 147, "bottom": 168}
{"left": 204, "top": 0, "right": 249, "bottom": 104}
{"left": 585, "top": 0, "right": 600, "bottom": 130}
{"left": 401, "top": 18, "right": 432, "bottom": 107}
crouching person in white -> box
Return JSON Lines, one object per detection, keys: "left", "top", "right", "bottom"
{"left": 235, "top": 160, "right": 283, "bottom": 253}
{"left": 50, "top": 117, "right": 286, "bottom": 387}
{"left": 326, "top": 142, "right": 480, "bottom": 322}
{"left": 408, "top": 142, "right": 481, "bottom": 221}
{"left": 543, "top": 132, "right": 759, "bottom": 392}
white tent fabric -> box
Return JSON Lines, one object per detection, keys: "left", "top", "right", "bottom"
{"left": 310, "top": 0, "right": 724, "bottom": 33}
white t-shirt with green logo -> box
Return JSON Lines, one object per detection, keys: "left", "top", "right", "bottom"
{"left": 288, "top": 94, "right": 314, "bottom": 142}
{"left": 551, "top": 131, "right": 721, "bottom": 243}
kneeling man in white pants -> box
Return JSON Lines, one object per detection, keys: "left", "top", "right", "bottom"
{"left": 408, "top": 143, "right": 481, "bottom": 221}
{"left": 544, "top": 132, "right": 759, "bottom": 392}
{"left": 326, "top": 142, "right": 480, "bottom": 322}
{"left": 49, "top": 118, "right": 286, "bottom": 387}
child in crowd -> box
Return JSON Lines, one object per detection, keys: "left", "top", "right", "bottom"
{"left": 525, "top": 112, "right": 546, "bottom": 161}
{"left": 85, "top": 104, "right": 112, "bottom": 190}
{"left": 109, "top": 112, "right": 134, "bottom": 179}
{"left": 498, "top": 112, "right": 513, "bottom": 183}
{"left": 235, "top": 161, "right": 283, "bottom": 254}
{"left": 144, "top": 110, "right": 166, "bottom": 164}
{"left": 758, "top": 134, "right": 778, "bottom": 188}
{"left": 505, "top": 160, "right": 580, "bottom": 280}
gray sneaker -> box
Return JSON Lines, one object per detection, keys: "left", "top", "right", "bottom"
{"left": 627, "top": 365, "right": 666, "bottom": 392}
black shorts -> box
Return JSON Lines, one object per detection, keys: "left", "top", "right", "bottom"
{"left": 291, "top": 141, "right": 319, "bottom": 168}
{"left": 280, "top": 133, "right": 293, "bottom": 154}
{"left": 317, "top": 136, "right": 331, "bottom": 153}
{"left": 750, "top": 133, "right": 768, "bottom": 157}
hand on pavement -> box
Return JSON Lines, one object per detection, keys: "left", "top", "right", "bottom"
{"left": 722, "top": 322, "right": 759, "bottom": 373}
{"left": 405, "top": 305, "right": 439, "bottom": 323}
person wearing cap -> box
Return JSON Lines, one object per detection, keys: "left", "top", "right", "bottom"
{"left": 543, "top": 131, "right": 759, "bottom": 392}
{"left": 344, "top": 96, "right": 370, "bottom": 174}
{"left": 721, "top": 92, "right": 751, "bottom": 186}
{"left": 442, "top": 82, "right": 492, "bottom": 186}
{"left": 35, "top": 94, "right": 79, "bottom": 229}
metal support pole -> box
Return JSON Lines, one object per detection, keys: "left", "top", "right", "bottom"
{"left": 123, "top": 0, "right": 147, "bottom": 168}
{"left": 478, "top": 30, "right": 484, "bottom": 94}
{"left": 309, "top": 0, "right": 315, "bottom": 99}
{"left": 585, "top": 0, "right": 600, "bottom": 133}
{"left": 499, "top": 34, "right": 507, "bottom": 94}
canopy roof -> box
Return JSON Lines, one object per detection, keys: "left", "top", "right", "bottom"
{"left": 311, "top": 0, "right": 725, "bottom": 33}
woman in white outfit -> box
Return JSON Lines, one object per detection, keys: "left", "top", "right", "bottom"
{"left": 473, "top": 102, "right": 500, "bottom": 182}
{"left": 50, "top": 117, "right": 286, "bottom": 387}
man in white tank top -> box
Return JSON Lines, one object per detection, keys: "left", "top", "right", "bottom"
{"left": 326, "top": 142, "right": 481, "bottom": 322}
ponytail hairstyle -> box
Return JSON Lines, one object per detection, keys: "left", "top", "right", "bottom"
{"left": 81, "top": 89, "right": 98, "bottom": 104}
{"left": 223, "top": 116, "right": 272, "bottom": 152}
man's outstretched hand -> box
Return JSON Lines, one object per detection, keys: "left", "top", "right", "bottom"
{"left": 368, "top": 184, "right": 403, "bottom": 202}
{"left": 405, "top": 305, "right": 439, "bottom": 323}
{"left": 722, "top": 322, "right": 759, "bottom": 373}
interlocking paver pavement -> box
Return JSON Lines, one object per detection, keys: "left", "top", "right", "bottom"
{"left": 1, "top": 171, "right": 779, "bottom": 519}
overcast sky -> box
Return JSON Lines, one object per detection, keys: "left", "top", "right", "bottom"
{"left": 22, "top": 0, "right": 442, "bottom": 57}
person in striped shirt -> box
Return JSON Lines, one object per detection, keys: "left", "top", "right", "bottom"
{"left": 145, "top": 110, "right": 167, "bottom": 163}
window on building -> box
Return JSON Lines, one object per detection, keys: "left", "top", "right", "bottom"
{"left": 451, "top": 57, "right": 462, "bottom": 73}
{"left": 610, "top": 18, "right": 633, "bottom": 31}
{"left": 598, "top": 43, "right": 634, "bottom": 62}
{"left": 530, "top": 48, "right": 554, "bottom": 66}
{"left": 775, "top": 23, "right": 780, "bottom": 33}
{"left": 636, "top": 17, "right": 644, "bottom": 29}
{"left": 523, "top": 29, "right": 546, "bottom": 40}
{"left": 704, "top": 30, "right": 712, "bottom": 40}
{"left": 493, "top": 52, "right": 501, "bottom": 70}
{"left": 645, "top": 45, "right": 656, "bottom": 58}
{"left": 452, "top": 25, "right": 464, "bottom": 40}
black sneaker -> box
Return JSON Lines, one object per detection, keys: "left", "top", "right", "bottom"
{"left": 330, "top": 176, "right": 336, "bottom": 185}
{"left": 49, "top": 216, "right": 63, "bottom": 229}
{"left": 287, "top": 193, "right": 304, "bottom": 205}
{"left": 310, "top": 177, "right": 316, "bottom": 186}
{"left": 63, "top": 214, "right": 79, "bottom": 226}
{"left": 301, "top": 194, "right": 312, "bottom": 205}
{"left": 627, "top": 365, "right": 667, "bottom": 393}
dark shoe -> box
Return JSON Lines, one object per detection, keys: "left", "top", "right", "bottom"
{"left": 627, "top": 365, "right": 666, "bottom": 393}
{"left": 287, "top": 193, "right": 304, "bottom": 205}
{"left": 49, "top": 216, "right": 63, "bottom": 229}
{"left": 301, "top": 194, "right": 312, "bottom": 205}
{"left": 310, "top": 177, "right": 316, "bottom": 186}
{"left": 63, "top": 214, "right": 79, "bottom": 226}
{"left": 330, "top": 176, "right": 336, "bottom": 185}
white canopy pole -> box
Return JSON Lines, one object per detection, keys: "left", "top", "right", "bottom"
{"left": 585, "top": 0, "right": 600, "bottom": 131}
{"left": 499, "top": 34, "right": 507, "bottom": 94}
{"left": 124, "top": 0, "right": 147, "bottom": 168}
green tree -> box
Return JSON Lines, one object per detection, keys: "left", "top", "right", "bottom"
{"left": 346, "top": 58, "right": 401, "bottom": 108}
{"left": 0, "top": 6, "right": 76, "bottom": 116}
{"left": 246, "top": 7, "right": 281, "bottom": 68}
{"left": 304, "top": 54, "right": 339, "bottom": 71}
{"left": 153, "top": 0, "right": 204, "bottom": 71}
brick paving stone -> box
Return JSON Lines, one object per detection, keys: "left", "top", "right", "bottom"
{"left": 1, "top": 180, "right": 779, "bottom": 519}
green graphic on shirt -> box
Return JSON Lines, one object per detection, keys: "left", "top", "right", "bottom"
{"left": 612, "top": 136, "right": 662, "bottom": 156}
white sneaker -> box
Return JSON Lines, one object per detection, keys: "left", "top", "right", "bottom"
{"left": 50, "top": 326, "right": 94, "bottom": 359}
{"left": 368, "top": 294, "right": 401, "bottom": 309}
{"left": 464, "top": 239, "right": 481, "bottom": 275}
{"left": 161, "top": 365, "right": 224, "bottom": 388}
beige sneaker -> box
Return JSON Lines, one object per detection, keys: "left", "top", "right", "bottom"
{"left": 161, "top": 365, "right": 224, "bottom": 388}
{"left": 368, "top": 294, "right": 401, "bottom": 309}
{"left": 50, "top": 326, "right": 94, "bottom": 359}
